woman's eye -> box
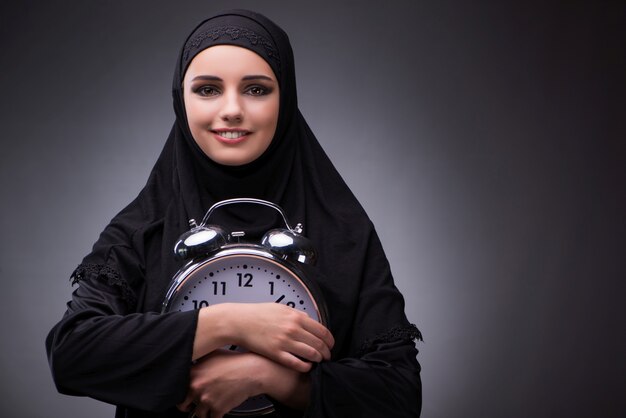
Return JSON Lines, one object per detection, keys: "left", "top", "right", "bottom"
{"left": 196, "top": 86, "right": 220, "bottom": 96}
{"left": 245, "top": 85, "right": 270, "bottom": 96}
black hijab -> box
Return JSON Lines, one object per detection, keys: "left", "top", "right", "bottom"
{"left": 79, "top": 9, "right": 414, "bottom": 355}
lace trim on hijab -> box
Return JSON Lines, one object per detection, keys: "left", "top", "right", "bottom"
{"left": 70, "top": 263, "right": 137, "bottom": 308}
{"left": 358, "top": 324, "right": 423, "bottom": 356}
{"left": 183, "top": 25, "right": 280, "bottom": 69}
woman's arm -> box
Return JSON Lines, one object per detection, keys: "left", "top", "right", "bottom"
{"left": 177, "top": 332, "right": 421, "bottom": 418}
{"left": 47, "top": 270, "right": 333, "bottom": 412}
{"left": 307, "top": 337, "right": 422, "bottom": 418}
{"left": 177, "top": 350, "right": 312, "bottom": 418}
{"left": 181, "top": 304, "right": 334, "bottom": 417}
{"left": 46, "top": 274, "right": 198, "bottom": 412}
{"left": 192, "top": 303, "right": 334, "bottom": 369}
{"left": 301, "top": 226, "right": 423, "bottom": 417}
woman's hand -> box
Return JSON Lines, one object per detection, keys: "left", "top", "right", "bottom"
{"left": 228, "top": 303, "right": 334, "bottom": 372}
{"left": 193, "top": 303, "right": 334, "bottom": 372}
{"left": 177, "top": 350, "right": 261, "bottom": 418}
{"left": 177, "top": 349, "right": 311, "bottom": 418}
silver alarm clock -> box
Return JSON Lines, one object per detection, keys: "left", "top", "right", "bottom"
{"left": 162, "top": 198, "right": 328, "bottom": 416}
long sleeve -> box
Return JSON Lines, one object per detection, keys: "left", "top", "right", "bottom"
{"left": 46, "top": 267, "right": 198, "bottom": 412}
{"left": 301, "top": 226, "right": 422, "bottom": 418}
{"left": 306, "top": 337, "right": 421, "bottom": 417}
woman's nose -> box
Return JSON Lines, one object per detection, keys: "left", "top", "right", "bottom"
{"left": 219, "top": 91, "right": 243, "bottom": 122}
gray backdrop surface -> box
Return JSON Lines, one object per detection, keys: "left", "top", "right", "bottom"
{"left": 1, "top": 1, "right": 623, "bottom": 417}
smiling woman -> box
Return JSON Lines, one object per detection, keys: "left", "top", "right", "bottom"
{"left": 46, "top": 9, "right": 422, "bottom": 418}
{"left": 183, "top": 45, "right": 280, "bottom": 166}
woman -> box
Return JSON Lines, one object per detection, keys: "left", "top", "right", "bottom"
{"left": 46, "top": 9, "right": 422, "bottom": 418}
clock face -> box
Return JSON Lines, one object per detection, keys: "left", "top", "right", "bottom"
{"left": 163, "top": 246, "right": 324, "bottom": 416}
{"left": 164, "top": 251, "right": 322, "bottom": 322}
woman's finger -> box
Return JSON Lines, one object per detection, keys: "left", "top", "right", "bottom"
{"left": 176, "top": 393, "right": 196, "bottom": 413}
{"left": 299, "top": 315, "right": 335, "bottom": 351}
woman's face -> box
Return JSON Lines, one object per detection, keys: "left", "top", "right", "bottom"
{"left": 183, "top": 45, "right": 280, "bottom": 166}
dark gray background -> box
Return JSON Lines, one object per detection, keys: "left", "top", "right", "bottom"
{"left": 1, "top": 1, "right": 623, "bottom": 417}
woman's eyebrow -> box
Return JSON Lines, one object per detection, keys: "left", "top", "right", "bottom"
{"left": 190, "top": 75, "right": 274, "bottom": 82}
{"left": 191, "top": 75, "right": 222, "bottom": 82}
{"left": 242, "top": 75, "right": 274, "bottom": 82}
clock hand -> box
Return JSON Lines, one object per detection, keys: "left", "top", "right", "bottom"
{"left": 274, "top": 295, "right": 285, "bottom": 303}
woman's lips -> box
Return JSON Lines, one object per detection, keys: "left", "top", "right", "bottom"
{"left": 211, "top": 129, "right": 250, "bottom": 145}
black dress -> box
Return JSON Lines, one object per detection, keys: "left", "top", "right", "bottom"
{"left": 46, "top": 9, "right": 422, "bottom": 418}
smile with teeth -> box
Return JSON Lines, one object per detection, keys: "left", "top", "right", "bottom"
{"left": 214, "top": 130, "right": 249, "bottom": 140}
